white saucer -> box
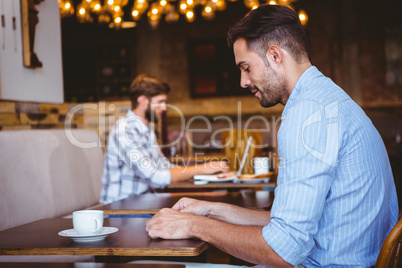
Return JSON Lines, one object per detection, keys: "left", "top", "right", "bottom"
{"left": 193, "top": 175, "right": 235, "bottom": 182}
{"left": 58, "top": 227, "right": 118, "bottom": 242}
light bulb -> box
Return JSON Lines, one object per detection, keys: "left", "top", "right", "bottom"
{"left": 179, "top": 0, "right": 188, "bottom": 14}
{"left": 186, "top": 10, "right": 195, "bottom": 22}
{"left": 60, "top": 0, "right": 74, "bottom": 17}
{"left": 186, "top": 0, "right": 195, "bottom": 8}
{"left": 216, "top": 0, "right": 226, "bottom": 11}
{"left": 298, "top": 9, "right": 308, "bottom": 26}
{"left": 202, "top": 5, "right": 215, "bottom": 20}
{"left": 135, "top": 0, "right": 149, "bottom": 12}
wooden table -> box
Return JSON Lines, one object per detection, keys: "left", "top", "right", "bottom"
{"left": 167, "top": 180, "right": 276, "bottom": 190}
{"left": 166, "top": 172, "right": 277, "bottom": 192}
{"left": 97, "top": 191, "right": 274, "bottom": 215}
{"left": 0, "top": 192, "right": 273, "bottom": 263}
{"left": 0, "top": 217, "right": 207, "bottom": 257}
{"left": 0, "top": 264, "right": 184, "bottom": 268}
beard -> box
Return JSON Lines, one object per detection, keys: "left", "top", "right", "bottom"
{"left": 145, "top": 104, "right": 158, "bottom": 123}
{"left": 251, "top": 62, "right": 288, "bottom": 108}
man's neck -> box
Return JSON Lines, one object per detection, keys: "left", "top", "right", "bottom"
{"left": 285, "top": 62, "right": 312, "bottom": 100}
{"left": 132, "top": 109, "right": 149, "bottom": 126}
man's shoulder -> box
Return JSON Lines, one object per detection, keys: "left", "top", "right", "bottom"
{"left": 302, "top": 76, "right": 348, "bottom": 104}
{"left": 113, "top": 114, "right": 145, "bottom": 132}
{"left": 107, "top": 115, "right": 146, "bottom": 146}
{"left": 289, "top": 74, "right": 360, "bottom": 122}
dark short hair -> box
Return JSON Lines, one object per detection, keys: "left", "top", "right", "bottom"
{"left": 129, "top": 74, "right": 170, "bottom": 109}
{"left": 227, "top": 4, "right": 309, "bottom": 63}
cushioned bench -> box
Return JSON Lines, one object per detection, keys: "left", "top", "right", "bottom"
{"left": 0, "top": 129, "right": 104, "bottom": 262}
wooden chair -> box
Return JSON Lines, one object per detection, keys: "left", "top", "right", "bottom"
{"left": 221, "top": 129, "right": 263, "bottom": 174}
{"left": 376, "top": 218, "right": 402, "bottom": 268}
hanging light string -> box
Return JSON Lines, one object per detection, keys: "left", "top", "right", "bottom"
{"left": 59, "top": 0, "right": 308, "bottom": 29}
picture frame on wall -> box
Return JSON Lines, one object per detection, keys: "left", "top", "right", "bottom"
{"left": 188, "top": 38, "right": 246, "bottom": 98}
{"left": 20, "top": 0, "right": 44, "bottom": 68}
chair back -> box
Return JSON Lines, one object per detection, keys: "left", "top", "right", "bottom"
{"left": 376, "top": 218, "right": 402, "bottom": 268}
{"left": 221, "top": 129, "right": 263, "bottom": 174}
{"left": 0, "top": 129, "right": 103, "bottom": 231}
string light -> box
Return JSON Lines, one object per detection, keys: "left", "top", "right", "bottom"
{"left": 59, "top": 0, "right": 308, "bottom": 29}
{"left": 298, "top": 9, "right": 308, "bottom": 26}
{"left": 185, "top": 10, "right": 195, "bottom": 22}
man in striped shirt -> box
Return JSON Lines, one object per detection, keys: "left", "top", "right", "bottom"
{"left": 146, "top": 5, "right": 398, "bottom": 267}
{"left": 100, "top": 74, "right": 229, "bottom": 204}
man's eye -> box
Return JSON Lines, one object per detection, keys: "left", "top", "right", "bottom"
{"left": 244, "top": 67, "right": 250, "bottom": 73}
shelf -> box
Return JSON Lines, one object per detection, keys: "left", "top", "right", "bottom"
{"left": 96, "top": 42, "right": 135, "bottom": 100}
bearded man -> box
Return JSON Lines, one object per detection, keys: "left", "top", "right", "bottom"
{"left": 100, "top": 74, "right": 229, "bottom": 204}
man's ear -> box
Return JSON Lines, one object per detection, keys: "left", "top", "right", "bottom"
{"left": 137, "top": 95, "right": 149, "bottom": 109}
{"left": 265, "top": 45, "right": 283, "bottom": 66}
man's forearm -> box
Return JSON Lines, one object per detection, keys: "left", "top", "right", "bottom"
{"left": 169, "top": 165, "right": 196, "bottom": 183}
{"left": 169, "top": 161, "right": 229, "bottom": 183}
{"left": 208, "top": 202, "right": 271, "bottom": 226}
{"left": 190, "top": 216, "right": 291, "bottom": 267}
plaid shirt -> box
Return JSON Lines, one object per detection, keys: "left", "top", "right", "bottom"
{"left": 100, "top": 110, "right": 173, "bottom": 204}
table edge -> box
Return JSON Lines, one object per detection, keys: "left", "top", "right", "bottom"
{"left": 0, "top": 243, "right": 209, "bottom": 257}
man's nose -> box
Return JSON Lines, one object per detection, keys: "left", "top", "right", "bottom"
{"left": 240, "top": 74, "right": 250, "bottom": 88}
{"left": 160, "top": 103, "right": 167, "bottom": 112}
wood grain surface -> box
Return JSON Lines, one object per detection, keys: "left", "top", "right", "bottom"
{"left": 0, "top": 218, "right": 207, "bottom": 257}
{"left": 96, "top": 191, "right": 274, "bottom": 213}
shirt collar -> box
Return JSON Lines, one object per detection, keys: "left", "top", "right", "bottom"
{"left": 126, "top": 110, "right": 151, "bottom": 135}
{"left": 282, "top": 66, "right": 321, "bottom": 117}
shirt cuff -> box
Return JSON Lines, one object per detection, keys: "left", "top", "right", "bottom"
{"left": 151, "top": 168, "right": 171, "bottom": 187}
{"left": 262, "top": 220, "right": 308, "bottom": 266}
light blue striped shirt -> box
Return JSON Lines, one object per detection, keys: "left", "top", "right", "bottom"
{"left": 262, "top": 66, "right": 398, "bottom": 267}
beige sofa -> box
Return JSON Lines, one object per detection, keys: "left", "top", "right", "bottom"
{"left": 0, "top": 129, "right": 104, "bottom": 262}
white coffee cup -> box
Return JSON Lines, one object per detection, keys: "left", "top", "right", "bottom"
{"left": 253, "top": 157, "right": 270, "bottom": 175}
{"left": 73, "top": 210, "right": 104, "bottom": 235}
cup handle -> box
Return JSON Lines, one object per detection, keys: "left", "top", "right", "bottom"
{"left": 93, "top": 218, "right": 102, "bottom": 233}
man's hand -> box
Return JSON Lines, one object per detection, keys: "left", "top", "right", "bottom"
{"left": 146, "top": 208, "right": 198, "bottom": 239}
{"left": 202, "top": 160, "right": 230, "bottom": 175}
{"left": 172, "top": 197, "right": 213, "bottom": 216}
{"left": 173, "top": 197, "right": 271, "bottom": 226}
{"left": 146, "top": 207, "right": 288, "bottom": 267}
